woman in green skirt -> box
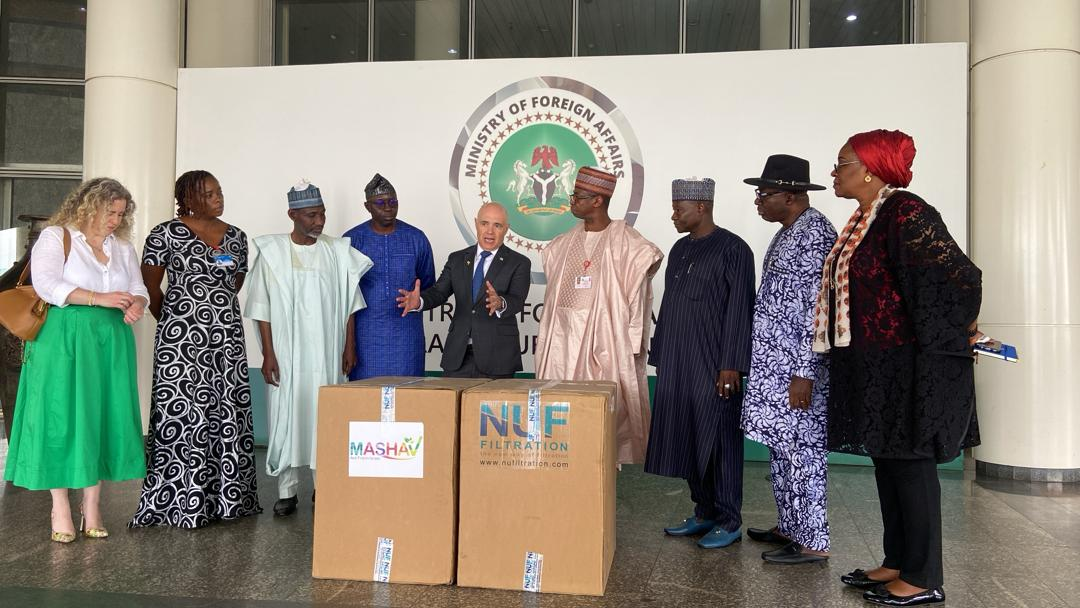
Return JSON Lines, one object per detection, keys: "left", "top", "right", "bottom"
{"left": 3, "top": 177, "right": 149, "bottom": 543}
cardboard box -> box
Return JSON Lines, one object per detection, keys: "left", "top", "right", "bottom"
{"left": 312, "top": 376, "right": 488, "bottom": 584}
{"left": 456, "top": 379, "right": 618, "bottom": 596}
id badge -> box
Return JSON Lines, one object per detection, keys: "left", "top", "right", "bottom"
{"left": 575, "top": 275, "right": 592, "bottom": 289}
{"left": 213, "top": 253, "right": 236, "bottom": 267}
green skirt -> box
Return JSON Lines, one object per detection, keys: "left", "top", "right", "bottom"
{"left": 3, "top": 305, "right": 146, "bottom": 490}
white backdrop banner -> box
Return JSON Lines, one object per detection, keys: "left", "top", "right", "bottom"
{"left": 175, "top": 43, "right": 968, "bottom": 372}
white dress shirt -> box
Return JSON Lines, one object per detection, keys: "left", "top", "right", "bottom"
{"left": 31, "top": 225, "right": 150, "bottom": 307}
{"left": 474, "top": 244, "right": 500, "bottom": 278}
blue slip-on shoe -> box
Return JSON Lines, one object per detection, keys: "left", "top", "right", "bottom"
{"left": 664, "top": 517, "right": 716, "bottom": 537}
{"left": 697, "top": 526, "right": 742, "bottom": 549}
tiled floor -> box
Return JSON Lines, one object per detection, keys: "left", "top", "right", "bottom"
{"left": 2, "top": 434, "right": 1079, "bottom": 607}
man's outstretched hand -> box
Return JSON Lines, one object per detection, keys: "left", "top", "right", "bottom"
{"left": 396, "top": 279, "right": 421, "bottom": 317}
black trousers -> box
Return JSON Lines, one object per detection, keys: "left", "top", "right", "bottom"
{"left": 871, "top": 457, "right": 943, "bottom": 589}
{"left": 443, "top": 345, "right": 515, "bottom": 379}
{"left": 687, "top": 399, "right": 744, "bottom": 531}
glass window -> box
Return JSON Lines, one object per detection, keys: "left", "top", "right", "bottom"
{"left": 375, "top": 0, "right": 468, "bottom": 61}
{"left": 0, "top": 83, "right": 83, "bottom": 167}
{"left": 0, "top": 0, "right": 86, "bottom": 79}
{"left": 275, "top": 0, "right": 369, "bottom": 65}
{"left": 803, "top": 0, "right": 907, "bottom": 48}
{"left": 687, "top": 0, "right": 792, "bottom": 53}
{"left": 8, "top": 178, "right": 78, "bottom": 229}
{"left": 578, "top": 0, "right": 679, "bottom": 57}
{"left": 474, "top": 0, "right": 572, "bottom": 59}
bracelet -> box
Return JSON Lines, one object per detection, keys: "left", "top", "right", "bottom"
{"left": 88, "top": 291, "right": 95, "bottom": 307}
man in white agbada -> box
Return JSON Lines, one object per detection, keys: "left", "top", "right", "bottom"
{"left": 244, "top": 180, "right": 373, "bottom": 516}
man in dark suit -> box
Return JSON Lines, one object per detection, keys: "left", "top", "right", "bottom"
{"left": 396, "top": 203, "right": 530, "bottom": 378}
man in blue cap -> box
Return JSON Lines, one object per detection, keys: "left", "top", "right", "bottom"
{"left": 244, "top": 180, "right": 373, "bottom": 516}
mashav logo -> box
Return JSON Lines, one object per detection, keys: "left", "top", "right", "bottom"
{"left": 347, "top": 421, "right": 425, "bottom": 478}
{"left": 349, "top": 436, "right": 423, "bottom": 461}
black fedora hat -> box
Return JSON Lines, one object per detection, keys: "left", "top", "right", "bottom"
{"left": 743, "top": 154, "right": 826, "bottom": 191}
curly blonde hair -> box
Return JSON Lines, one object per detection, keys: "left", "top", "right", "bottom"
{"left": 49, "top": 177, "right": 136, "bottom": 240}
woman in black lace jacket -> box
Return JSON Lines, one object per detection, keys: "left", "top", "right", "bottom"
{"left": 811, "top": 129, "right": 981, "bottom": 607}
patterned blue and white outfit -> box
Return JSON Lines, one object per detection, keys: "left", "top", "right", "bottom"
{"left": 741, "top": 207, "right": 837, "bottom": 552}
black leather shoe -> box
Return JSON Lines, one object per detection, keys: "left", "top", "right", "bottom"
{"left": 841, "top": 569, "right": 893, "bottom": 590}
{"left": 747, "top": 526, "right": 790, "bottom": 545}
{"left": 273, "top": 496, "right": 298, "bottom": 516}
{"left": 762, "top": 541, "right": 828, "bottom": 565}
{"left": 863, "top": 584, "right": 945, "bottom": 606}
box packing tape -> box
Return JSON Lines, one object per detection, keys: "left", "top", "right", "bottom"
{"left": 373, "top": 536, "right": 394, "bottom": 582}
{"left": 380, "top": 378, "right": 424, "bottom": 422}
{"left": 522, "top": 550, "right": 543, "bottom": 592}
{"left": 524, "top": 380, "right": 562, "bottom": 463}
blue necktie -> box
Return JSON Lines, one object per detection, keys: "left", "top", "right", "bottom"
{"left": 472, "top": 250, "right": 492, "bottom": 302}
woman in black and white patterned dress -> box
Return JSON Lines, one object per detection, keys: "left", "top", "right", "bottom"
{"left": 130, "top": 170, "right": 261, "bottom": 528}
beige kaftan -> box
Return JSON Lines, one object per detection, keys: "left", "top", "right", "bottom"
{"left": 535, "top": 220, "right": 663, "bottom": 464}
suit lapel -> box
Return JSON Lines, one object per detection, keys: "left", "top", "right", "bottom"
{"left": 464, "top": 247, "right": 477, "bottom": 304}
{"left": 482, "top": 251, "right": 507, "bottom": 304}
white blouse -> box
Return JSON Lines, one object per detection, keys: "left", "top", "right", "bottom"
{"left": 31, "top": 225, "right": 150, "bottom": 308}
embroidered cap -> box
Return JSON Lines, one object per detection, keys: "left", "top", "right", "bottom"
{"left": 672, "top": 177, "right": 715, "bottom": 202}
{"left": 287, "top": 180, "right": 324, "bottom": 209}
{"left": 574, "top": 166, "right": 617, "bottom": 197}
{"left": 364, "top": 173, "right": 395, "bottom": 199}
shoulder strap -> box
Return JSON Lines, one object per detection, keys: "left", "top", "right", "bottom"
{"left": 16, "top": 226, "right": 72, "bottom": 287}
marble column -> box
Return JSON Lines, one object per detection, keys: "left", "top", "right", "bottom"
{"left": 969, "top": 0, "right": 1080, "bottom": 480}
{"left": 84, "top": 0, "right": 182, "bottom": 428}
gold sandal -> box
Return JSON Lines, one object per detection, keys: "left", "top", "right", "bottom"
{"left": 50, "top": 511, "right": 76, "bottom": 543}
{"left": 50, "top": 530, "right": 76, "bottom": 543}
{"left": 79, "top": 514, "right": 109, "bottom": 539}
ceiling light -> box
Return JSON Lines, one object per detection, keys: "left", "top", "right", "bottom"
{"left": 448, "top": 48, "right": 458, "bottom": 54}
{"left": 846, "top": 14, "right": 857, "bottom": 21}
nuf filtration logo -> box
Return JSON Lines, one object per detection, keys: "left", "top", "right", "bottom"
{"left": 449, "top": 76, "right": 645, "bottom": 283}
{"left": 477, "top": 400, "right": 571, "bottom": 469}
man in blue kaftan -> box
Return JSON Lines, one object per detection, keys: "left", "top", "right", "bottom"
{"left": 344, "top": 173, "right": 436, "bottom": 379}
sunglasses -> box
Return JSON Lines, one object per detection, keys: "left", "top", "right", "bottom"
{"left": 370, "top": 198, "right": 398, "bottom": 207}
{"left": 754, "top": 189, "right": 788, "bottom": 200}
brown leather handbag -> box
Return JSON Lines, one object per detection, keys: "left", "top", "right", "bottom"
{"left": 0, "top": 228, "right": 71, "bottom": 341}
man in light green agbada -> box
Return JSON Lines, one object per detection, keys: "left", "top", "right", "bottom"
{"left": 244, "top": 180, "right": 373, "bottom": 517}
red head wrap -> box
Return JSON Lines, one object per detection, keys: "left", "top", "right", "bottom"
{"left": 847, "top": 129, "right": 916, "bottom": 188}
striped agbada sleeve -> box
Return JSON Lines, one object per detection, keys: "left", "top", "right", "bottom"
{"left": 718, "top": 239, "right": 755, "bottom": 373}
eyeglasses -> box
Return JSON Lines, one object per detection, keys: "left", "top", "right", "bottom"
{"left": 370, "top": 198, "right": 398, "bottom": 207}
{"left": 754, "top": 189, "right": 788, "bottom": 200}
{"left": 570, "top": 191, "right": 595, "bottom": 201}
{"left": 833, "top": 159, "right": 861, "bottom": 171}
